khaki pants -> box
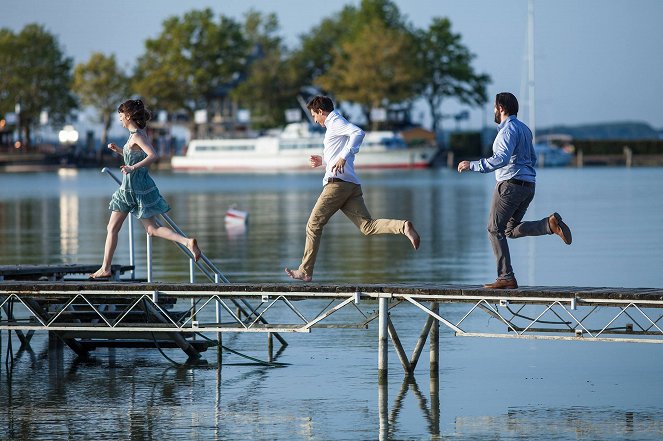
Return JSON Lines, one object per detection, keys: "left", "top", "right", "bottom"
{"left": 299, "top": 182, "right": 406, "bottom": 276}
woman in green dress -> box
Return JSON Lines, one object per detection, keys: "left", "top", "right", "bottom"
{"left": 89, "top": 99, "right": 201, "bottom": 279}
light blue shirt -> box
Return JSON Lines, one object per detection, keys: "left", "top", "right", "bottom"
{"left": 321, "top": 110, "right": 365, "bottom": 185}
{"left": 470, "top": 115, "right": 537, "bottom": 182}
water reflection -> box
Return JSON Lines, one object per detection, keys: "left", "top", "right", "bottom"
{"left": 454, "top": 407, "right": 663, "bottom": 440}
{"left": 59, "top": 193, "right": 79, "bottom": 259}
{"left": 2, "top": 332, "right": 663, "bottom": 440}
{"left": 381, "top": 375, "right": 440, "bottom": 440}
{"left": 1, "top": 168, "right": 663, "bottom": 439}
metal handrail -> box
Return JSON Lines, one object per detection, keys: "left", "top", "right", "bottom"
{"left": 101, "top": 167, "right": 229, "bottom": 283}
{"left": 101, "top": 167, "right": 286, "bottom": 346}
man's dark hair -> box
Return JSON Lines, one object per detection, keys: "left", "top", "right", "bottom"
{"left": 495, "top": 92, "right": 519, "bottom": 116}
{"left": 306, "top": 95, "right": 334, "bottom": 113}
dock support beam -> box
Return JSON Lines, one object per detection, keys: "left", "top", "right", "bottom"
{"left": 378, "top": 297, "right": 388, "bottom": 384}
{"left": 142, "top": 301, "right": 203, "bottom": 364}
{"left": 430, "top": 302, "right": 439, "bottom": 376}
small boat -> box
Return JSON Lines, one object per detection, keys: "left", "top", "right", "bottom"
{"left": 225, "top": 207, "right": 249, "bottom": 225}
{"left": 171, "top": 122, "right": 438, "bottom": 172}
{"left": 534, "top": 134, "right": 574, "bottom": 167}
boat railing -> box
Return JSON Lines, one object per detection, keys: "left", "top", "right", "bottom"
{"left": 101, "top": 167, "right": 229, "bottom": 284}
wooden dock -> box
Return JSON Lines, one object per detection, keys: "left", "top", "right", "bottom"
{"left": 0, "top": 264, "right": 134, "bottom": 281}
{"left": 1, "top": 281, "right": 662, "bottom": 373}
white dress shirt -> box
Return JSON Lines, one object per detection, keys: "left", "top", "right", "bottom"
{"left": 321, "top": 110, "right": 365, "bottom": 185}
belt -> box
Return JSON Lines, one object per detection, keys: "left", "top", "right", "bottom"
{"left": 327, "top": 177, "right": 346, "bottom": 183}
{"left": 506, "top": 178, "right": 535, "bottom": 188}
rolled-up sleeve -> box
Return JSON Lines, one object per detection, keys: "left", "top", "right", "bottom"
{"left": 331, "top": 118, "right": 365, "bottom": 159}
{"left": 470, "top": 128, "right": 515, "bottom": 173}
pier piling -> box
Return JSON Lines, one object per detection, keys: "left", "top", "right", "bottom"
{"left": 378, "top": 297, "right": 388, "bottom": 384}
{"left": 430, "top": 302, "right": 439, "bottom": 376}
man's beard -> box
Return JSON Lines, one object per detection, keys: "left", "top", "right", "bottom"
{"left": 494, "top": 109, "right": 501, "bottom": 124}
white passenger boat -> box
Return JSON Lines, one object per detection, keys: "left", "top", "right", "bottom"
{"left": 171, "top": 123, "right": 438, "bottom": 172}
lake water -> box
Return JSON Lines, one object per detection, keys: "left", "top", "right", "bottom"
{"left": 1, "top": 166, "right": 662, "bottom": 440}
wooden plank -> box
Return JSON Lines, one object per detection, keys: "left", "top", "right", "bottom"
{"left": 0, "top": 281, "right": 662, "bottom": 302}
{"left": 0, "top": 264, "right": 133, "bottom": 280}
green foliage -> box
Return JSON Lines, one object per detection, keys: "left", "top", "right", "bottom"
{"left": 0, "top": 24, "right": 76, "bottom": 145}
{"left": 293, "top": 0, "right": 413, "bottom": 92}
{"left": 317, "top": 19, "right": 420, "bottom": 127}
{"left": 73, "top": 52, "right": 130, "bottom": 145}
{"left": 133, "top": 8, "right": 249, "bottom": 115}
{"left": 290, "top": 5, "right": 360, "bottom": 87}
{"left": 414, "top": 17, "right": 491, "bottom": 133}
{"left": 231, "top": 10, "right": 300, "bottom": 129}
{"left": 1, "top": 4, "right": 493, "bottom": 139}
{"left": 301, "top": 0, "right": 420, "bottom": 127}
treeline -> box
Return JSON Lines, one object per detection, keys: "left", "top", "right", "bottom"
{"left": 0, "top": 0, "right": 490, "bottom": 147}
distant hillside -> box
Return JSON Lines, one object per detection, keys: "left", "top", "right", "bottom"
{"left": 538, "top": 122, "right": 660, "bottom": 140}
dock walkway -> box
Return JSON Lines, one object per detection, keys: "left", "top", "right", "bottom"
{"left": 0, "top": 264, "right": 134, "bottom": 281}
{"left": 1, "top": 281, "right": 662, "bottom": 371}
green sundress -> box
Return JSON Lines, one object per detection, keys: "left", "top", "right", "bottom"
{"left": 108, "top": 130, "right": 170, "bottom": 219}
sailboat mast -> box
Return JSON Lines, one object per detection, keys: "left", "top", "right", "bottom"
{"left": 527, "top": 0, "right": 536, "bottom": 140}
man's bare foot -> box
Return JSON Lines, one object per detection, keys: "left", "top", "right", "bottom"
{"left": 404, "top": 221, "right": 420, "bottom": 250}
{"left": 284, "top": 267, "right": 312, "bottom": 282}
{"left": 187, "top": 238, "right": 201, "bottom": 262}
{"left": 89, "top": 268, "right": 112, "bottom": 279}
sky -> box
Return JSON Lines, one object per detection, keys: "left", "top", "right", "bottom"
{"left": 3, "top": 0, "right": 663, "bottom": 132}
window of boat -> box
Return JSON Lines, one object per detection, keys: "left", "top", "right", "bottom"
{"left": 363, "top": 138, "right": 405, "bottom": 149}
{"left": 280, "top": 142, "right": 323, "bottom": 150}
{"left": 194, "top": 144, "right": 255, "bottom": 152}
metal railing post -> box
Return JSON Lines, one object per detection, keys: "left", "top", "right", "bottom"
{"left": 215, "top": 273, "right": 222, "bottom": 366}
{"left": 146, "top": 233, "right": 153, "bottom": 283}
{"left": 128, "top": 216, "right": 135, "bottom": 280}
{"left": 190, "top": 259, "right": 196, "bottom": 336}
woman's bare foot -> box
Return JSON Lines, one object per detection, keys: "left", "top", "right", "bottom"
{"left": 404, "top": 221, "right": 420, "bottom": 250}
{"left": 187, "top": 238, "right": 201, "bottom": 262}
{"left": 89, "top": 268, "right": 112, "bottom": 279}
{"left": 284, "top": 267, "right": 312, "bottom": 282}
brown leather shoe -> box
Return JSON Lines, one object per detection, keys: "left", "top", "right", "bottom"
{"left": 483, "top": 278, "right": 518, "bottom": 289}
{"left": 549, "top": 212, "right": 572, "bottom": 245}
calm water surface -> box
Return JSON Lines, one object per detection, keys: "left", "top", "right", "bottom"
{"left": 1, "top": 167, "right": 662, "bottom": 440}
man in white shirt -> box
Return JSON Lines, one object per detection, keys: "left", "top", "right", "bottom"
{"left": 285, "top": 96, "right": 420, "bottom": 282}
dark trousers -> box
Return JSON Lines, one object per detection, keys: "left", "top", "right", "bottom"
{"left": 487, "top": 180, "right": 551, "bottom": 280}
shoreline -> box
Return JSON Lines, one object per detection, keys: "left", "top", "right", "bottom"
{"left": 2, "top": 154, "right": 663, "bottom": 173}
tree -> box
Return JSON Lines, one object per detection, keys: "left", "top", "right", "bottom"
{"left": 0, "top": 24, "right": 75, "bottom": 146}
{"left": 231, "top": 10, "right": 301, "bottom": 129}
{"left": 289, "top": 5, "right": 359, "bottom": 89}
{"left": 292, "top": 0, "right": 421, "bottom": 128}
{"left": 415, "top": 18, "right": 491, "bottom": 134}
{"left": 317, "top": 18, "right": 420, "bottom": 129}
{"left": 133, "top": 9, "right": 249, "bottom": 120}
{"left": 292, "top": 0, "right": 410, "bottom": 93}
{"left": 73, "top": 53, "right": 130, "bottom": 151}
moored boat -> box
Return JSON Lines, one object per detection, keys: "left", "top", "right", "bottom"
{"left": 171, "top": 123, "right": 438, "bottom": 172}
{"left": 533, "top": 134, "right": 574, "bottom": 167}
